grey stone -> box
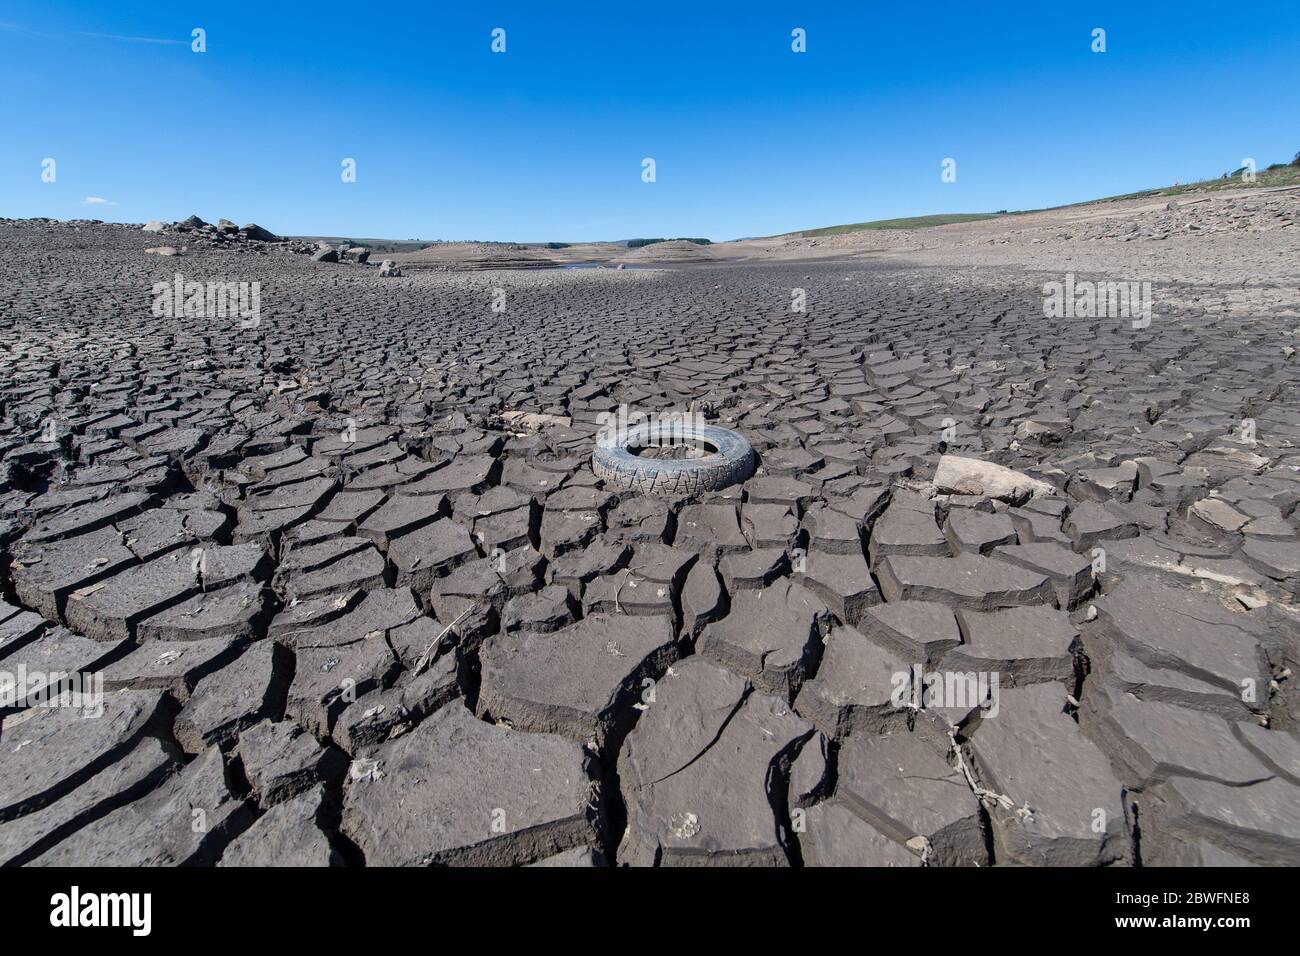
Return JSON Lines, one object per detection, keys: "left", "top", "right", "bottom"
{"left": 698, "top": 579, "right": 831, "bottom": 699}
{"left": 342, "top": 703, "right": 597, "bottom": 866}
{"left": 965, "top": 682, "right": 1129, "bottom": 866}
{"left": 219, "top": 784, "right": 340, "bottom": 867}
{"left": 478, "top": 613, "right": 677, "bottom": 746}
{"left": 31, "top": 746, "right": 253, "bottom": 866}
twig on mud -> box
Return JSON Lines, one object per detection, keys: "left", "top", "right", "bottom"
{"left": 948, "top": 725, "right": 1033, "bottom": 822}
{"left": 413, "top": 604, "right": 476, "bottom": 677}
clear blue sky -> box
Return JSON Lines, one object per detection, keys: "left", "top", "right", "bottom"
{"left": 2, "top": 1, "right": 1297, "bottom": 241}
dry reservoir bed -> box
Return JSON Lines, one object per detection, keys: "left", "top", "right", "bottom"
{"left": 0, "top": 219, "right": 1298, "bottom": 867}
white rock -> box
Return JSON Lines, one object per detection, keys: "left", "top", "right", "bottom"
{"left": 932, "top": 455, "right": 1054, "bottom": 502}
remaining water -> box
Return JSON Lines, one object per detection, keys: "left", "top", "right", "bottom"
{"left": 556, "top": 262, "right": 660, "bottom": 270}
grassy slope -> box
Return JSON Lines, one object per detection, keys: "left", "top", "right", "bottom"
{"left": 768, "top": 162, "right": 1300, "bottom": 240}
{"left": 790, "top": 213, "right": 1004, "bottom": 238}
{"left": 1049, "top": 163, "right": 1300, "bottom": 206}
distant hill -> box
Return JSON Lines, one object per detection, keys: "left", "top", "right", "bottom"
{"left": 775, "top": 213, "right": 1004, "bottom": 240}
{"left": 625, "top": 237, "right": 713, "bottom": 248}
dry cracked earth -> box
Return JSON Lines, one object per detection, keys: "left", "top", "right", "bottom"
{"left": 1, "top": 216, "right": 1298, "bottom": 868}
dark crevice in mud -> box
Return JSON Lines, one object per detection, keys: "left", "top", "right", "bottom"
{"left": 318, "top": 785, "right": 362, "bottom": 867}
{"left": 862, "top": 487, "right": 893, "bottom": 538}
{"left": 223, "top": 747, "right": 256, "bottom": 804}
{"left": 189, "top": 797, "right": 259, "bottom": 867}
{"left": 594, "top": 642, "right": 685, "bottom": 866}
{"left": 162, "top": 464, "right": 200, "bottom": 500}
{"left": 1126, "top": 790, "right": 1143, "bottom": 867}
{"left": 976, "top": 802, "right": 998, "bottom": 865}
{"left": 524, "top": 499, "right": 543, "bottom": 553}
{"left": 773, "top": 730, "right": 816, "bottom": 867}
{"left": 457, "top": 637, "right": 486, "bottom": 714}
{"left": 666, "top": 557, "right": 695, "bottom": 639}
{"left": 255, "top": 585, "right": 285, "bottom": 639}
{"left": 822, "top": 736, "right": 842, "bottom": 798}
{"left": 1071, "top": 642, "right": 1092, "bottom": 710}
{"left": 264, "top": 640, "right": 296, "bottom": 723}
{"left": 596, "top": 746, "right": 628, "bottom": 865}
{"left": 0, "top": 543, "right": 17, "bottom": 606}
{"left": 153, "top": 693, "right": 192, "bottom": 766}
{"left": 660, "top": 507, "right": 679, "bottom": 547}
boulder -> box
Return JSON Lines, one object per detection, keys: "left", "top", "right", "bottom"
{"left": 241, "top": 223, "right": 279, "bottom": 242}
{"left": 933, "top": 455, "right": 1054, "bottom": 503}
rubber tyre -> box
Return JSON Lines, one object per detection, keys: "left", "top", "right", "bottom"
{"left": 592, "top": 422, "right": 756, "bottom": 496}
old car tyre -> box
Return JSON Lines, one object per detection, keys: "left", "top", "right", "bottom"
{"left": 592, "top": 421, "right": 756, "bottom": 495}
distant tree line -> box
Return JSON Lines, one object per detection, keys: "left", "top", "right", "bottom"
{"left": 626, "top": 237, "right": 713, "bottom": 248}
{"left": 1259, "top": 151, "right": 1300, "bottom": 173}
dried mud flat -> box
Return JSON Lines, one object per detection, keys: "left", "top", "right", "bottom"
{"left": 1, "top": 203, "right": 1298, "bottom": 868}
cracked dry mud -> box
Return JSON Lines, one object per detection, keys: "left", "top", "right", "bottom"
{"left": 1, "top": 214, "right": 1298, "bottom": 868}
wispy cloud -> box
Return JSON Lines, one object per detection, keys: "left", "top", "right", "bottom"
{"left": 83, "top": 197, "right": 118, "bottom": 206}
{"left": 0, "top": 21, "right": 186, "bottom": 45}
{"left": 0, "top": 19, "right": 62, "bottom": 40}
{"left": 76, "top": 31, "right": 186, "bottom": 46}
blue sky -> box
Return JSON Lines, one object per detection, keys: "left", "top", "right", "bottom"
{"left": 2, "top": 1, "right": 1297, "bottom": 241}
